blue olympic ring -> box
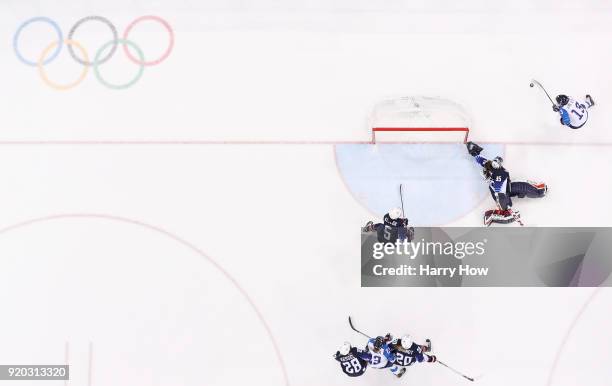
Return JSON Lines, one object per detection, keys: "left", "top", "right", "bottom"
{"left": 13, "top": 16, "right": 63, "bottom": 66}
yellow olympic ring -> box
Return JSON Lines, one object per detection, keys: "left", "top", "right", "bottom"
{"left": 38, "top": 39, "right": 89, "bottom": 91}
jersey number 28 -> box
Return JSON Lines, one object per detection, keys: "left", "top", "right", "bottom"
{"left": 342, "top": 359, "right": 362, "bottom": 374}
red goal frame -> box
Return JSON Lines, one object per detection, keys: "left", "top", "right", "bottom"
{"left": 371, "top": 127, "right": 469, "bottom": 144}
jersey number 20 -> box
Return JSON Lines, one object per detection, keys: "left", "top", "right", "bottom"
{"left": 395, "top": 352, "right": 414, "bottom": 366}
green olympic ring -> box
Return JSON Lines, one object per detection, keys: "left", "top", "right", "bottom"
{"left": 93, "top": 39, "right": 145, "bottom": 90}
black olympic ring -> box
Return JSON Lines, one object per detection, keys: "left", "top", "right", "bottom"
{"left": 67, "top": 16, "right": 118, "bottom": 66}
{"left": 14, "top": 15, "right": 174, "bottom": 90}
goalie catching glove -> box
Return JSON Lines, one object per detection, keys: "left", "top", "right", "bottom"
{"left": 466, "top": 141, "right": 483, "bottom": 157}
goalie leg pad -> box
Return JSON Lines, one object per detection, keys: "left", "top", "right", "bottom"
{"left": 510, "top": 181, "right": 547, "bottom": 198}
{"left": 497, "top": 193, "right": 512, "bottom": 210}
{"left": 484, "top": 209, "right": 515, "bottom": 226}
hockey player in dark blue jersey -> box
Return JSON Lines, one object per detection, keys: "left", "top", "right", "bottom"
{"left": 386, "top": 334, "right": 437, "bottom": 378}
{"left": 361, "top": 208, "right": 414, "bottom": 243}
{"left": 467, "top": 141, "right": 547, "bottom": 226}
{"left": 334, "top": 342, "right": 368, "bottom": 377}
{"left": 553, "top": 94, "right": 595, "bottom": 129}
{"left": 335, "top": 333, "right": 443, "bottom": 380}
{"left": 383, "top": 208, "right": 407, "bottom": 228}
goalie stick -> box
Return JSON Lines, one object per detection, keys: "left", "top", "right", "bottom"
{"left": 347, "top": 316, "right": 475, "bottom": 382}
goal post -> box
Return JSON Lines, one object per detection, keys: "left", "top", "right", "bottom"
{"left": 372, "top": 127, "right": 469, "bottom": 144}
{"left": 370, "top": 96, "right": 471, "bottom": 144}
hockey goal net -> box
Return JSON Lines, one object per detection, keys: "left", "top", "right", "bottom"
{"left": 370, "top": 96, "right": 470, "bottom": 144}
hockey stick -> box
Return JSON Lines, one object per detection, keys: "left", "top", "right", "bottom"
{"left": 399, "top": 184, "right": 406, "bottom": 218}
{"left": 437, "top": 360, "right": 475, "bottom": 382}
{"left": 349, "top": 316, "right": 476, "bottom": 382}
{"left": 529, "top": 79, "right": 555, "bottom": 107}
{"left": 348, "top": 316, "right": 372, "bottom": 339}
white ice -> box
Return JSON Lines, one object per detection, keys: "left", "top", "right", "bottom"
{"left": 0, "top": 0, "right": 610, "bottom": 385}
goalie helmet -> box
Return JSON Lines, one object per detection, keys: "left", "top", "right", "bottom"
{"left": 339, "top": 342, "right": 351, "bottom": 356}
{"left": 388, "top": 207, "right": 403, "bottom": 220}
{"left": 400, "top": 334, "right": 413, "bottom": 350}
{"left": 556, "top": 94, "right": 569, "bottom": 106}
{"left": 491, "top": 156, "right": 503, "bottom": 169}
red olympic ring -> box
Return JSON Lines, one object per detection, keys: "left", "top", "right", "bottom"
{"left": 122, "top": 15, "right": 174, "bottom": 66}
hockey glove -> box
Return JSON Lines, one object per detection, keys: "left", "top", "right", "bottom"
{"left": 466, "top": 141, "right": 483, "bottom": 157}
{"left": 552, "top": 105, "right": 559, "bottom": 112}
{"left": 427, "top": 355, "right": 437, "bottom": 363}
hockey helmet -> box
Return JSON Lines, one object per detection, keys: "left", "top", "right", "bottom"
{"left": 556, "top": 94, "right": 569, "bottom": 106}
{"left": 491, "top": 156, "right": 503, "bottom": 169}
{"left": 339, "top": 342, "right": 351, "bottom": 356}
{"left": 373, "top": 336, "right": 384, "bottom": 350}
{"left": 388, "top": 207, "right": 403, "bottom": 220}
{"left": 400, "top": 334, "right": 413, "bottom": 350}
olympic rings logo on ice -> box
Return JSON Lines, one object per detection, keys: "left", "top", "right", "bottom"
{"left": 13, "top": 15, "right": 174, "bottom": 90}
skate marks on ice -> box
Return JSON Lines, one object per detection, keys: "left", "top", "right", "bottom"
{"left": 335, "top": 143, "right": 505, "bottom": 226}
{"left": 0, "top": 214, "right": 289, "bottom": 386}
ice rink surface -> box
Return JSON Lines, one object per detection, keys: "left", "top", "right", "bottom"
{"left": 0, "top": 0, "right": 611, "bottom": 385}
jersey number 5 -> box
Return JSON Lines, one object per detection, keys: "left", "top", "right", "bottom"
{"left": 383, "top": 226, "right": 392, "bottom": 241}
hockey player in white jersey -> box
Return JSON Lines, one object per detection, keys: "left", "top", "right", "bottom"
{"left": 553, "top": 94, "right": 595, "bottom": 129}
{"left": 363, "top": 336, "right": 396, "bottom": 370}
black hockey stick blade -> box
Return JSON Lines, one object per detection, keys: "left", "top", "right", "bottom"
{"left": 348, "top": 316, "right": 371, "bottom": 339}
{"left": 438, "top": 360, "right": 475, "bottom": 382}
{"left": 530, "top": 79, "right": 555, "bottom": 107}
